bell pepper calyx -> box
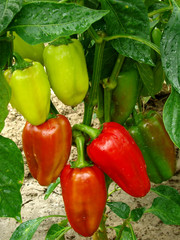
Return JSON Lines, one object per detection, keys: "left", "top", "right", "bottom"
{"left": 12, "top": 52, "right": 33, "bottom": 71}
{"left": 49, "top": 37, "right": 72, "bottom": 46}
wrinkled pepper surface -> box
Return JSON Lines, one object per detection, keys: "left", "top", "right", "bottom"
{"left": 4, "top": 60, "right": 50, "bottom": 125}
{"left": 60, "top": 164, "right": 107, "bottom": 237}
{"left": 23, "top": 114, "right": 72, "bottom": 186}
{"left": 86, "top": 122, "right": 150, "bottom": 197}
{"left": 13, "top": 32, "right": 44, "bottom": 65}
{"left": 111, "top": 68, "right": 139, "bottom": 124}
{"left": 128, "top": 111, "right": 176, "bottom": 183}
{"left": 43, "top": 39, "right": 89, "bottom": 106}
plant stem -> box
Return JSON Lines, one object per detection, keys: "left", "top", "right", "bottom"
{"left": 148, "top": 6, "right": 173, "bottom": 17}
{"left": 115, "top": 218, "right": 130, "bottom": 240}
{"left": 73, "top": 124, "right": 101, "bottom": 139}
{"left": 104, "top": 89, "right": 112, "bottom": 123}
{"left": 97, "top": 84, "right": 104, "bottom": 124}
{"left": 103, "top": 54, "right": 125, "bottom": 122}
{"left": 83, "top": 34, "right": 105, "bottom": 126}
{"left": 104, "top": 35, "right": 160, "bottom": 55}
{"left": 71, "top": 130, "right": 92, "bottom": 168}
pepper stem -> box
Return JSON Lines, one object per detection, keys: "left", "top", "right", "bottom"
{"left": 12, "top": 52, "right": 32, "bottom": 71}
{"left": 70, "top": 130, "right": 93, "bottom": 168}
{"left": 83, "top": 37, "right": 105, "bottom": 126}
{"left": 72, "top": 124, "right": 102, "bottom": 140}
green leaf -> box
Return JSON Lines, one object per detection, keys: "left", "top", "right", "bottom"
{"left": 8, "top": 2, "right": 108, "bottom": 45}
{"left": 0, "top": 136, "right": 24, "bottom": 221}
{"left": 151, "top": 185, "right": 180, "bottom": 206}
{"left": 107, "top": 202, "right": 130, "bottom": 219}
{"left": 0, "top": 0, "right": 22, "bottom": 34}
{"left": 10, "top": 215, "right": 66, "bottom": 240}
{"left": 163, "top": 87, "right": 180, "bottom": 148}
{"left": 113, "top": 225, "right": 137, "bottom": 240}
{"left": 44, "top": 177, "right": 60, "bottom": 200}
{"left": 136, "top": 62, "right": 155, "bottom": 96}
{"left": 160, "top": 1, "right": 180, "bottom": 94}
{"left": 101, "top": 0, "right": 153, "bottom": 65}
{"left": 45, "top": 220, "right": 71, "bottom": 240}
{"left": 10, "top": 217, "right": 48, "bottom": 240}
{"left": 147, "top": 185, "right": 180, "bottom": 225}
{"left": 0, "top": 69, "right": 11, "bottom": 132}
{"left": 130, "top": 208, "right": 146, "bottom": 222}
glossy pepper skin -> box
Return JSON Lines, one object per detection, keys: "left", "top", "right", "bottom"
{"left": 111, "top": 68, "right": 139, "bottom": 124}
{"left": 43, "top": 39, "right": 89, "bottom": 106}
{"left": 128, "top": 111, "right": 176, "bottom": 184}
{"left": 87, "top": 122, "right": 150, "bottom": 197}
{"left": 4, "top": 60, "right": 50, "bottom": 125}
{"left": 13, "top": 32, "right": 44, "bottom": 65}
{"left": 60, "top": 164, "right": 107, "bottom": 237}
{"left": 22, "top": 115, "right": 72, "bottom": 186}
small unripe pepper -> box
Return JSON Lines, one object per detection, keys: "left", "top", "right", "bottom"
{"left": 43, "top": 39, "right": 89, "bottom": 106}
{"left": 111, "top": 68, "right": 139, "bottom": 124}
{"left": 4, "top": 54, "right": 50, "bottom": 125}
{"left": 22, "top": 114, "right": 72, "bottom": 186}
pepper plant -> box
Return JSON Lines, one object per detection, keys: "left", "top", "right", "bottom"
{"left": 0, "top": 0, "right": 180, "bottom": 239}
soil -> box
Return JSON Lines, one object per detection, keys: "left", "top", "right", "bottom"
{"left": 0, "top": 93, "right": 180, "bottom": 240}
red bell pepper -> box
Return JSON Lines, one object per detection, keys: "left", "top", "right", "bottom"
{"left": 60, "top": 131, "right": 107, "bottom": 237}
{"left": 73, "top": 122, "right": 150, "bottom": 197}
{"left": 60, "top": 164, "right": 107, "bottom": 237}
{"left": 22, "top": 114, "right": 72, "bottom": 186}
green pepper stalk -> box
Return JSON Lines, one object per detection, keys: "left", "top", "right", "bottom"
{"left": 71, "top": 130, "right": 93, "bottom": 168}
{"left": 103, "top": 54, "right": 125, "bottom": 122}
{"left": 83, "top": 26, "right": 105, "bottom": 126}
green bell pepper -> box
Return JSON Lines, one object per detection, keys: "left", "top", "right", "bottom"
{"left": 111, "top": 68, "right": 139, "bottom": 124}
{"left": 13, "top": 32, "right": 44, "bottom": 65}
{"left": 43, "top": 39, "right": 89, "bottom": 107}
{"left": 4, "top": 58, "right": 50, "bottom": 125}
{"left": 128, "top": 111, "right": 176, "bottom": 183}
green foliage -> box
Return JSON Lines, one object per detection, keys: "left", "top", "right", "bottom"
{"left": 45, "top": 220, "right": 70, "bottom": 240}
{"left": 160, "top": 1, "right": 180, "bottom": 94}
{"left": 0, "top": 0, "right": 22, "bottom": 34}
{"left": 107, "top": 202, "right": 130, "bottom": 219}
{"left": 147, "top": 185, "right": 180, "bottom": 225}
{"left": 8, "top": 2, "right": 108, "bottom": 44}
{"left": 0, "top": 136, "right": 24, "bottom": 221}
{"left": 101, "top": 0, "right": 153, "bottom": 65}
{"left": 163, "top": 87, "right": 180, "bottom": 148}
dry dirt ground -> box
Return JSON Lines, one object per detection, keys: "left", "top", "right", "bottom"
{"left": 0, "top": 94, "right": 180, "bottom": 240}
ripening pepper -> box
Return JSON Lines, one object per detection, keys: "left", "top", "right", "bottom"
{"left": 128, "top": 111, "right": 176, "bottom": 184}
{"left": 22, "top": 114, "right": 72, "bottom": 186}
{"left": 74, "top": 122, "right": 150, "bottom": 197}
{"left": 60, "top": 164, "right": 107, "bottom": 237}
{"left": 43, "top": 39, "right": 89, "bottom": 106}
{"left": 4, "top": 58, "right": 50, "bottom": 125}
{"left": 111, "top": 68, "right": 139, "bottom": 124}
{"left": 13, "top": 32, "right": 44, "bottom": 65}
